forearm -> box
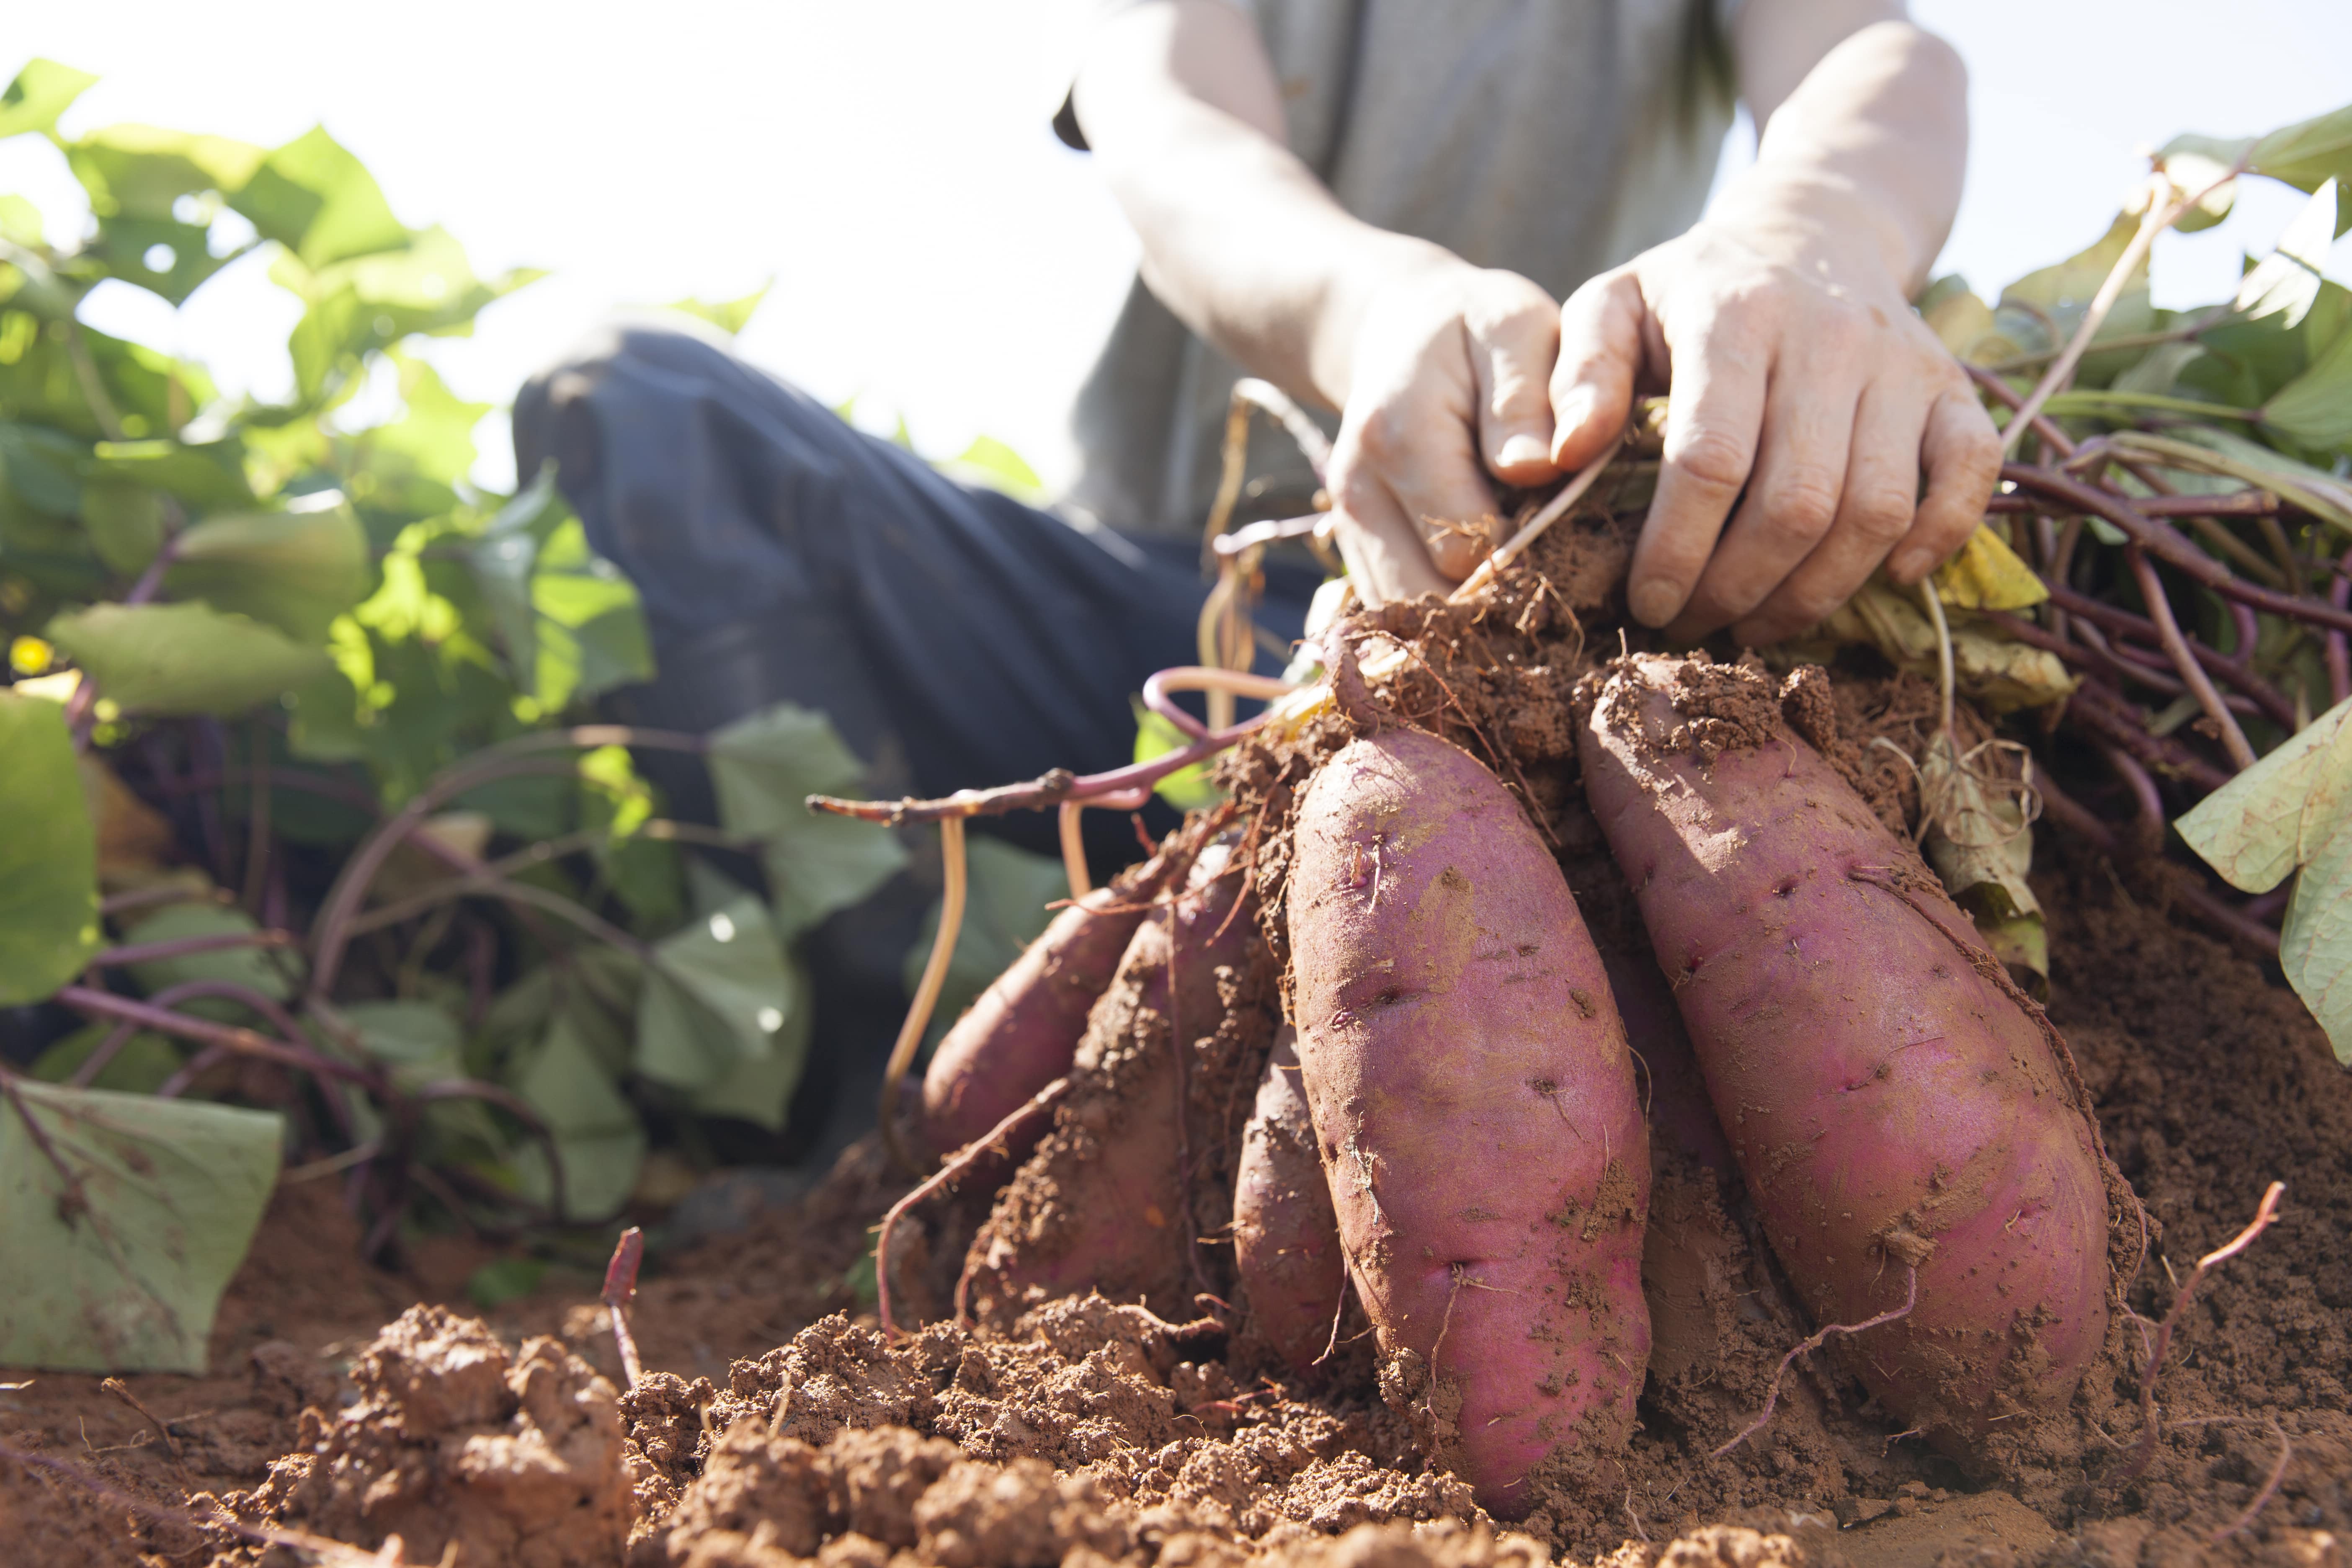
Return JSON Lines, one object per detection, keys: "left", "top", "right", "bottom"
{"left": 1715, "top": 21, "right": 1966, "bottom": 295}
{"left": 1072, "top": 3, "right": 1449, "bottom": 409}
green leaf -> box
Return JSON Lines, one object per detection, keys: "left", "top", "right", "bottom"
{"left": 469, "top": 467, "right": 651, "bottom": 710}
{"left": 466, "top": 1256, "right": 547, "bottom": 1309}
{"left": 1, "top": 422, "right": 93, "bottom": 516}
{"left": 2261, "top": 315, "right": 2352, "bottom": 455}
{"left": 87, "top": 437, "right": 255, "bottom": 509}
{"left": 335, "top": 999, "right": 504, "bottom": 1164}
{"left": 46, "top": 601, "right": 329, "bottom": 715}
{"left": 936, "top": 435, "right": 1047, "bottom": 503}
{"left": 84, "top": 214, "right": 242, "bottom": 306}
{"left": 365, "top": 351, "right": 490, "bottom": 487}
{"left": 902, "top": 836, "right": 1066, "bottom": 1048}
{"left": 0, "top": 691, "right": 100, "bottom": 1004}
{"left": 118, "top": 903, "right": 298, "bottom": 1007}
{"left": 0, "top": 194, "right": 44, "bottom": 248}
{"left": 1133, "top": 699, "right": 1224, "bottom": 810}
{"left": 707, "top": 703, "right": 909, "bottom": 937}
{"left": 664, "top": 281, "right": 770, "bottom": 336}
{"left": 634, "top": 895, "right": 799, "bottom": 1092}
{"left": 79, "top": 481, "right": 164, "bottom": 573}
{"left": 63, "top": 124, "right": 265, "bottom": 220}
{"left": 1999, "top": 212, "right": 2157, "bottom": 370}
{"left": 162, "top": 505, "right": 370, "bottom": 643}
{"left": 2161, "top": 101, "right": 2352, "bottom": 235}
{"left": 2177, "top": 695, "right": 2352, "bottom": 894}
{"left": 688, "top": 966, "right": 811, "bottom": 1132}
{"left": 2280, "top": 820, "right": 2352, "bottom": 1065}
{"left": 2249, "top": 102, "right": 2352, "bottom": 216}
{"left": 0, "top": 1078, "right": 281, "bottom": 1372}
{"left": 2235, "top": 180, "right": 2337, "bottom": 329}
{"left": 512, "top": 1009, "right": 645, "bottom": 1220}
{"left": 230, "top": 125, "right": 408, "bottom": 269}
{"left": 0, "top": 59, "right": 98, "bottom": 141}
{"left": 31, "top": 1023, "right": 181, "bottom": 1095}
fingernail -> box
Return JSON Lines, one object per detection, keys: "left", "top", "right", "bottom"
{"left": 1496, "top": 433, "right": 1548, "bottom": 470}
{"left": 1629, "top": 581, "right": 1679, "bottom": 627}
{"left": 1888, "top": 549, "right": 1932, "bottom": 582}
{"left": 1557, "top": 387, "right": 1596, "bottom": 433}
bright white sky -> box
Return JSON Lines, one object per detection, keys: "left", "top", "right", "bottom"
{"left": 5, "top": 0, "right": 2351, "bottom": 496}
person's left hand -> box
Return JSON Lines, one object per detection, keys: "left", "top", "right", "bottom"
{"left": 1545, "top": 197, "right": 2001, "bottom": 647}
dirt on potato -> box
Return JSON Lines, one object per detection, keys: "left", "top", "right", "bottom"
{"left": 3, "top": 514, "right": 2347, "bottom": 1568}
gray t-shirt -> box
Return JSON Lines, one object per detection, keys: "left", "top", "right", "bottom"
{"left": 1062, "top": 0, "right": 1738, "bottom": 540}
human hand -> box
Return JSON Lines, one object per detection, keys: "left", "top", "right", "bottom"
{"left": 1323, "top": 260, "right": 1568, "bottom": 605}
{"left": 1547, "top": 200, "right": 2000, "bottom": 646}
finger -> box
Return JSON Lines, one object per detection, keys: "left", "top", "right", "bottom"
{"left": 1626, "top": 312, "right": 1767, "bottom": 628}
{"left": 1886, "top": 388, "right": 2001, "bottom": 584}
{"left": 1730, "top": 380, "right": 1928, "bottom": 646}
{"left": 1329, "top": 469, "right": 1453, "bottom": 607}
{"left": 1549, "top": 270, "right": 1649, "bottom": 471}
{"left": 1337, "top": 395, "right": 1500, "bottom": 585}
{"left": 1471, "top": 294, "right": 1562, "bottom": 487}
{"left": 1670, "top": 353, "right": 1863, "bottom": 638}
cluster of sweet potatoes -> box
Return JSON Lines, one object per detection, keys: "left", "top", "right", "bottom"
{"left": 919, "top": 642, "right": 2127, "bottom": 1520}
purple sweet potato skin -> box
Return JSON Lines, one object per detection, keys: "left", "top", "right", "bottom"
{"left": 1578, "top": 654, "right": 2112, "bottom": 1449}
{"left": 921, "top": 884, "right": 1154, "bottom": 1161}
{"left": 1233, "top": 1027, "right": 1346, "bottom": 1372}
{"left": 1288, "top": 727, "right": 1650, "bottom": 1517}
{"left": 965, "top": 844, "right": 1257, "bottom": 1323}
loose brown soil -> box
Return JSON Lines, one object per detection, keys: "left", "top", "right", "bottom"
{"left": 4, "top": 518, "right": 2346, "bottom": 1566}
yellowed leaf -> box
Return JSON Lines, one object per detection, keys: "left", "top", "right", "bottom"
{"left": 1813, "top": 581, "right": 2075, "bottom": 713}
{"left": 1935, "top": 524, "right": 2048, "bottom": 612}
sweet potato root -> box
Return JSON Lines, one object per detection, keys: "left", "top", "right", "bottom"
{"left": 1232, "top": 1026, "right": 1346, "bottom": 1372}
{"left": 921, "top": 845, "right": 1183, "bottom": 1161}
{"left": 1578, "top": 653, "right": 2120, "bottom": 1451}
{"left": 1287, "top": 725, "right": 1650, "bottom": 1517}
{"left": 963, "top": 840, "right": 1263, "bottom": 1323}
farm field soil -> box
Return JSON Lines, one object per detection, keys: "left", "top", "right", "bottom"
{"left": 3, "top": 851, "right": 2343, "bottom": 1568}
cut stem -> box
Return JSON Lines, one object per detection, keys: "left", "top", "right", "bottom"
{"left": 603, "top": 1226, "right": 646, "bottom": 1389}
{"left": 1450, "top": 444, "right": 1617, "bottom": 603}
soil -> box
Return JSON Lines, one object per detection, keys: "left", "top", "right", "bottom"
{"left": 3, "top": 516, "right": 2347, "bottom": 1568}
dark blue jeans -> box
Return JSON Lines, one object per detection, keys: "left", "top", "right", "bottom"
{"left": 513, "top": 323, "right": 1318, "bottom": 1159}
{"left": 515, "top": 321, "right": 1317, "bottom": 871}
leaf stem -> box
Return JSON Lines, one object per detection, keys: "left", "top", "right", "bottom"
{"left": 2006, "top": 465, "right": 2352, "bottom": 635}
{"left": 2125, "top": 546, "right": 2258, "bottom": 770}
{"left": 879, "top": 816, "right": 968, "bottom": 1176}
{"left": 2001, "top": 164, "right": 2238, "bottom": 459}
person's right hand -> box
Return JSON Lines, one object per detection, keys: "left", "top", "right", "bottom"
{"left": 1325, "top": 260, "right": 1570, "bottom": 605}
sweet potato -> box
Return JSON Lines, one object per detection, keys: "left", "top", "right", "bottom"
{"left": 1287, "top": 725, "right": 1650, "bottom": 1517}
{"left": 1232, "top": 1026, "right": 1346, "bottom": 1372}
{"left": 921, "top": 845, "right": 1182, "bottom": 1161}
{"left": 964, "top": 840, "right": 1264, "bottom": 1323}
{"left": 1578, "top": 653, "right": 2119, "bottom": 1450}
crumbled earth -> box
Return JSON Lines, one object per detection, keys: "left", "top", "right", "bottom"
{"left": 3, "top": 515, "right": 2347, "bottom": 1566}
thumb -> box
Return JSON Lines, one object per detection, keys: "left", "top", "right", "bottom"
{"left": 1550, "top": 269, "right": 1647, "bottom": 470}
{"left": 1470, "top": 289, "right": 1563, "bottom": 487}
